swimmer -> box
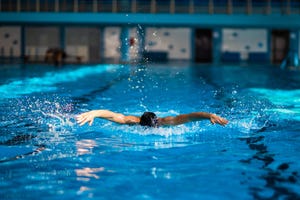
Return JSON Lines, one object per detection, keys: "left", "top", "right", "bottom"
{"left": 76, "top": 110, "right": 228, "bottom": 127}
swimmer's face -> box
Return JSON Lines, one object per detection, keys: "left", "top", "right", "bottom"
{"left": 139, "top": 112, "right": 158, "bottom": 127}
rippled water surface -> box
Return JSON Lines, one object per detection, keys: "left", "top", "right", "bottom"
{"left": 0, "top": 63, "right": 299, "bottom": 199}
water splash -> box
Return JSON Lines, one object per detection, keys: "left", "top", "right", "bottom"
{"left": 32, "top": 101, "right": 76, "bottom": 137}
{"left": 4, "top": 95, "right": 77, "bottom": 143}
{"left": 110, "top": 123, "right": 195, "bottom": 137}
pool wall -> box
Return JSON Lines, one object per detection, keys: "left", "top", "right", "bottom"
{"left": 1, "top": 1, "right": 300, "bottom": 65}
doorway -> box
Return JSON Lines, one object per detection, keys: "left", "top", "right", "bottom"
{"left": 195, "top": 29, "right": 213, "bottom": 63}
{"left": 271, "top": 30, "right": 289, "bottom": 64}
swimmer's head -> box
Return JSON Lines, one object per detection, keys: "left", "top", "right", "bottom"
{"left": 140, "top": 112, "right": 158, "bottom": 127}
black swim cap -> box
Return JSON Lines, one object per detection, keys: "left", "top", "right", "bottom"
{"left": 140, "top": 112, "right": 158, "bottom": 127}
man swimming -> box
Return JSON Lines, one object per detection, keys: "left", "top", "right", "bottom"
{"left": 76, "top": 110, "right": 228, "bottom": 127}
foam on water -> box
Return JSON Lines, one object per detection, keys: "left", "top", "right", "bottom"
{"left": 109, "top": 123, "right": 198, "bottom": 137}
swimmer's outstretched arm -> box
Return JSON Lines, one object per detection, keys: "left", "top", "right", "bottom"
{"left": 159, "top": 112, "right": 228, "bottom": 126}
{"left": 76, "top": 110, "right": 140, "bottom": 126}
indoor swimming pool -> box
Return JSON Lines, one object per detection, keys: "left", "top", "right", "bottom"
{"left": 0, "top": 63, "right": 299, "bottom": 199}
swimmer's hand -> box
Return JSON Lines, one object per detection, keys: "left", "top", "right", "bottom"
{"left": 76, "top": 111, "right": 98, "bottom": 126}
{"left": 210, "top": 114, "right": 228, "bottom": 126}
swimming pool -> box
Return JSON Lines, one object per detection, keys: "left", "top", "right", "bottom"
{"left": 0, "top": 63, "right": 299, "bottom": 199}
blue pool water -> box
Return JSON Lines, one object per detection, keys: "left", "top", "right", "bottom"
{"left": 0, "top": 63, "right": 299, "bottom": 199}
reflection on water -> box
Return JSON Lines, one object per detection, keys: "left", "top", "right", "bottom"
{"left": 76, "top": 139, "right": 97, "bottom": 155}
{"left": 77, "top": 186, "right": 93, "bottom": 197}
{"left": 75, "top": 167, "right": 105, "bottom": 180}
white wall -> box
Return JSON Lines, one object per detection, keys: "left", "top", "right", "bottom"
{"left": 129, "top": 27, "right": 140, "bottom": 60}
{"left": 0, "top": 26, "right": 290, "bottom": 63}
{"left": 145, "top": 27, "right": 191, "bottom": 59}
{"left": 222, "top": 28, "right": 267, "bottom": 60}
{"left": 25, "top": 27, "right": 59, "bottom": 57}
{"left": 103, "top": 27, "right": 121, "bottom": 59}
{"left": 0, "top": 26, "right": 21, "bottom": 57}
{"left": 103, "top": 27, "right": 141, "bottom": 61}
{"left": 66, "top": 27, "right": 100, "bottom": 62}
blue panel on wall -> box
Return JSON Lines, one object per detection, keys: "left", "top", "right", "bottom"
{"left": 143, "top": 51, "right": 168, "bottom": 62}
{"left": 248, "top": 52, "right": 268, "bottom": 62}
{"left": 2, "top": 13, "right": 300, "bottom": 28}
{"left": 221, "top": 52, "right": 240, "bottom": 62}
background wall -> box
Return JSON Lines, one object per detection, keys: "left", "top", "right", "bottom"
{"left": 129, "top": 27, "right": 140, "bottom": 61}
{"left": 0, "top": 26, "right": 20, "bottom": 57}
{"left": 103, "top": 27, "right": 140, "bottom": 61}
{"left": 66, "top": 27, "right": 100, "bottom": 62}
{"left": 1, "top": 25, "right": 300, "bottom": 64}
{"left": 222, "top": 28, "right": 267, "bottom": 60}
{"left": 103, "top": 27, "right": 121, "bottom": 60}
{"left": 145, "top": 27, "right": 191, "bottom": 60}
{"left": 25, "top": 27, "right": 59, "bottom": 59}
